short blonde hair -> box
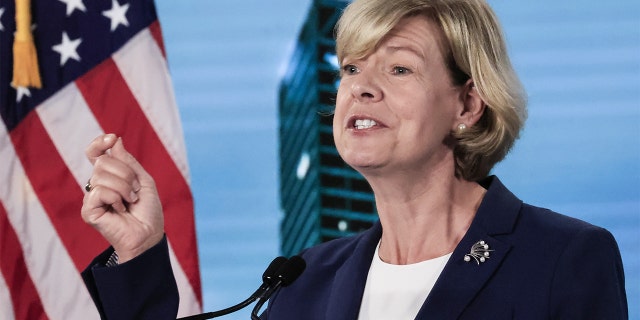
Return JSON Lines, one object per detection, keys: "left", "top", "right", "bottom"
{"left": 335, "top": 0, "right": 527, "bottom": 181}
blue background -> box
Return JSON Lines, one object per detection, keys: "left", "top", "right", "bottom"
{"left": 155, "top": 1, "right": 639, "bottom": 319}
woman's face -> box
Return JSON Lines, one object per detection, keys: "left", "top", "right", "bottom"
{"left": 333, "top": 15, "right": 464, "bottom": 176}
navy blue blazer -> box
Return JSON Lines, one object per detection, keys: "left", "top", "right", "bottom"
{"left": 83, "top": 177, "right": 628, "bottom": 319}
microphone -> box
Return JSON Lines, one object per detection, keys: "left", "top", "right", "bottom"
{"left": 250, "top": 255, "right": 306, "bottom": 320}
{"left": 177, "top": 256, "right": 306, "bottom": 320}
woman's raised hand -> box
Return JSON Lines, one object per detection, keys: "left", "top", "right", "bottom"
{"left": 81, "top": 134, "right": 164, "bottom": 263}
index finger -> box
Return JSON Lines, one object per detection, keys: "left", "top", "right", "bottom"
{"left": 85, "top": 133, "right": 118, "bottom": 165}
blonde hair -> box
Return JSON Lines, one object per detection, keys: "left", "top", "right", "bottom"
{"left": 335, "top": 0, "right": 527, "bottom": 181}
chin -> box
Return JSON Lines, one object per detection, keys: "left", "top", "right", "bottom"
{"left": 336, "top": 142, "right": 386, "bottom": 170}
{"left": 343, "top": 154, "right": 383, "bottom": 172}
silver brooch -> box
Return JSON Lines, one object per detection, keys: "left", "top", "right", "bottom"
{"left": 464, "top": 240, "right": 493, "bottom": 265}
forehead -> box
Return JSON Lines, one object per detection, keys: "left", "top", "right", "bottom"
{"left": 379, "top": 15, "right": 448, "bottom": 59}
{"left": 341, "top": 13, "right": 449, "bottom": 64}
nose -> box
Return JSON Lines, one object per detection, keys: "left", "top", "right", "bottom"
{"left": 350, "top": 74, "right": 382, "bottom": 103}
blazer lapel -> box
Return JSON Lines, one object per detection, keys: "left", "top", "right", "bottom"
{"left": 324, "top": 223, "right": 382, "bottom": 320}
{"left": 415, "top": 231, "right": 511, "bottom": 319}
{"left": 415, "top": 177, "right": 522, "bottom": 320}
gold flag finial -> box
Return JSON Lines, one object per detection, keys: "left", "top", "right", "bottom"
{"left": 12, "top": 0, "right": 42, "bottom": 89}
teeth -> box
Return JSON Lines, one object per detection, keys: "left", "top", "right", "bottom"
{"left": 354, "top": 119, "right": 377, "bottom": 130}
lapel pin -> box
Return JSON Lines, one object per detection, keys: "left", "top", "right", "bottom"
{"left": 464, "top": 240, "right": 493, "bottom": 265}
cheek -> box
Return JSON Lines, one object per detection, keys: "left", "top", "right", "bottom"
{"left": 394, "top": 94, "right": 452, "bottom": 138}
{"left": 333, "top": 88, "right": 349, "bottom": 128}
{"left": 388, "top": 93, "right": 429, "bottom": 123}
{"left": 333, "top": 90, "right": 352, "bottom": 153}
{"left": 332, "top": 117, "right": 342, "bottom": 145}
{"left": 335, "top": 84, "right": 349, "bottom": 110}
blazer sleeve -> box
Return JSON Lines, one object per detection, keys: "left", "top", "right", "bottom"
{"left": 81, "top": 235, "right": 179, "bottom": 320}
{"left": 549, "top": 226, "right": 628, "bottom": 319}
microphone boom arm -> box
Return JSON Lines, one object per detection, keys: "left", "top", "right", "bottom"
{"left": 176, "top": 256, "right": 305, "bottom": 320}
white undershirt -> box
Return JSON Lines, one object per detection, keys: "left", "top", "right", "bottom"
{"left": 357, "top": 242, "right": 452, "bottom": 320}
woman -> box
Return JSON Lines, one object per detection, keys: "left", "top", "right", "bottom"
{"left": 81, "top": 0, "right": 628, "bottom": 319}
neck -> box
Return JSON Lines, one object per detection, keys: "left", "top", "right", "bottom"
{"left": 366, "top": 169, "right": 486, "bottom": 265}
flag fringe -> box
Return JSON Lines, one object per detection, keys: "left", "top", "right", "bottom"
{"left": 12, "top": 0, "right": 42, "bottom": 89}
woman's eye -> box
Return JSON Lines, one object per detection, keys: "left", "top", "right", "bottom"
{"left": 342, "top": 64, "right": 359, "bottom": 75}
{"left": 392, "top": 66, "right": 412, "bottom": 75}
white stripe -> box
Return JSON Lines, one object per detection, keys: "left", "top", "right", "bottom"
{"left": 169, "top": 242, "right": 202, "bottom": 316}
{"left": 113, "top": 28, "right": 191, "bottom": 184}
{"left": 0, "top": 273, "right": 16, "bottom": 320}
{"left": 0, "top": 122, "right": 100, "bottom": 320}
{"left": 36, "top": 83, "right": 103, "bottom": 188}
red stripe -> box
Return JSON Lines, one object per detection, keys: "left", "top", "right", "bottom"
{"left": 0, "top": 201, "right": 49, "bottom": 320}
{"left": 75, "top": 57, "right": 202, "bottom": 303}
{"left": 149, "top": 21, "right": 166, "bottom": 58}
{"left": 10, "top": 112, "right": 108, "bottom": 270}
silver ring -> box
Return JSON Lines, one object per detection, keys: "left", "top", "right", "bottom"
{"left": 85, "top": 179, "right": 93, "bottom": 192}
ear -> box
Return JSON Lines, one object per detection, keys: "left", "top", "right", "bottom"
{"left": 454, "top": 79, "right": 486, "bottom": 130}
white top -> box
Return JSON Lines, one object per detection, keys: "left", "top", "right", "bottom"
{"left": 357, "top": 242, "right": 452, "bottom": 320}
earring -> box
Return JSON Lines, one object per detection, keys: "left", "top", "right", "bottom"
{"left": 457, "top": 123, "right": 467, "bottom": 132}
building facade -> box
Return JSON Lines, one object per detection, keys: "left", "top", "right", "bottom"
{"left": 278, "top": 0, "right": 378, "bottom": 257}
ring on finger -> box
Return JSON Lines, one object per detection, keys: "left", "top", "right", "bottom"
{"left": 85, "top": 179, "right": 93, "bottom": 192}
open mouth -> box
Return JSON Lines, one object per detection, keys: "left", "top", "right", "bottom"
{"left": 354, "top": 119, "right": 377, "bottom": 130}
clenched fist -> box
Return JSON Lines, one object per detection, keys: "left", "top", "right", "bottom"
{"left": 82, "top": 134, "right": 164, "bottom": 263}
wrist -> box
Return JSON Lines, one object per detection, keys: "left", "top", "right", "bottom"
{"left": 115, "top": 232, "right": 164, "bottom": 264}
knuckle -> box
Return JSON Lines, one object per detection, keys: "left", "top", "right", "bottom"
{"left": 125, "top": 170, "right": 137, "bottom": 183}
{"left": 93, "top": 154, "right": 107, "bottom": 166}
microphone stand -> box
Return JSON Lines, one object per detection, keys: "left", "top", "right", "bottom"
{"left": 177, "top": 256, "right": 305, "bottom": 320}
{"left": 178, "top": 284, "right": 268, "bottom": 320}
{"left": 250, "top": 279, "right": 281, "bottom": 320}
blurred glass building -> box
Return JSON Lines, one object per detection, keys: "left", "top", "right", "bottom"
{"left": 278, "top": 0, "right": 379, "bottom": 257}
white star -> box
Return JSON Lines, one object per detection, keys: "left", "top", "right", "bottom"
{"left": 52, "top": 32, "right": 82, "bottom": 66}
{"left": 102, "top": 0, "right": 130, "bottom": 32}
{"left": 58, "top": 0, "right": 86, "bottom": 17}
{"left": 0, "top": 8, "right": 5, "bottom": 31}
{"left": 15, "top": 86, "right": 31, "bottom": 103}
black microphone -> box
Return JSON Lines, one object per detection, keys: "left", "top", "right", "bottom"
{"left": 250, "top": 255, "right": 306, "bottom": 320}
{"left": 177, "top": 256, "right": 288, "bottom": 320}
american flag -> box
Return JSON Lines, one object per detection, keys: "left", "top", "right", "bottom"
{"left": 0, "top": 0, "right": 202, "bottom": 318}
